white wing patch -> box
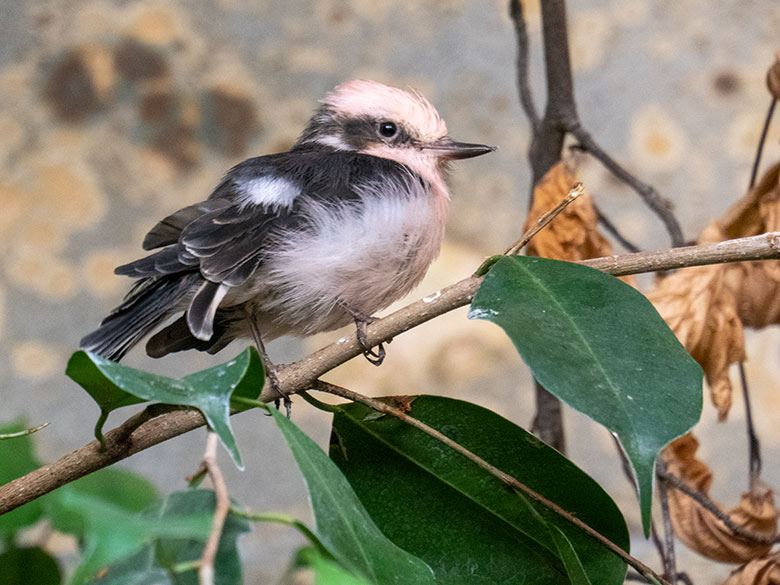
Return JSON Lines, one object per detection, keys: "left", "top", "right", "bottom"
{"left": 236, "top": 176, "right": 299, "bottom": 210}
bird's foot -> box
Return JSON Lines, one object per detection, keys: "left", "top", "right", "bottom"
{"left": 339, "top": 303, "right": 391, "bottom": 367}
{"left": 265, "top": 362, "right": 292, "bottom": 418}
{"left": 355, "top": 319, "right": 386, "bottom": 366}
{"left": 243, "top": 308, "right": 292, "bottom": 417}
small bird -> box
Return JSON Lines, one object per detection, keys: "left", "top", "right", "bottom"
{"left": 81, "top": 80, "right": 494, "bottom": 390}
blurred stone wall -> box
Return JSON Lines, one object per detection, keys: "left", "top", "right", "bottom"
{"left": 1, "top": 0, "right": 778, "bottom": 582}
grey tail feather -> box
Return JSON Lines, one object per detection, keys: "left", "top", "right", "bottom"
{"left": 146, "top": 313, "right": 235, "bottom": 358}
{"left": 80, "top": 274, "right": 199, "bottom": 361}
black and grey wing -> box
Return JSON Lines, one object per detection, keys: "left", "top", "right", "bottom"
{"left": 80, "top": 147, "right": 418, "bottom": 360}
{"left": 80, "top": 154, "right": 304, "bottom": 359}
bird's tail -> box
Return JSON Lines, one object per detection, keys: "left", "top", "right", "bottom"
{"left": 80, "top": 274, "right": 198, "bottom": 361}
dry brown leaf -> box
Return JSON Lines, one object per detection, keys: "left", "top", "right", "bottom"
{"left": 723, "top": 553, "right": 780, "bottom": 585}
{"left": 648, "top": 225, "right": 746, "bottom": 419}
{"left": 720, "top": 161, "right": 780, "bottom": 238}
{"left": 663, "top": 434, "right": 779, "bottom": 563}
{"left": 650, "top": 161, "right": 780, "bottom": 418}
{"left": 727, "top": 260, "right": 780, "bottom": 329}
{"left": 524, "top": 162, "right": 612, "bottom": 261}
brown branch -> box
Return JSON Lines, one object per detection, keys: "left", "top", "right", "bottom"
{"left": 0, "top": 422, "right": 49, "bottom": 439}
{"left": 568, "top": 124, "right": 685, "bottom": 247}
{"left": 510, "top": 0, "right": 684, "bottom": 247}
{"left": 509, "top": 0, "right": 540, "bottom": 132}
{"left": 656, "top": 469, "right": 678, "bottom": 582}
{"left": 197, "top": 432, "right": 230, "bottom": 585}
{"left": 311, "top": 380, "right": 671, "bottom": 585}
{"left": 2, "top": 232, "right": 780, "bottom": 515}
{"left": 593, "top": 203, "right": 643, "bottom": 253}
{"left": 657, "top": 465, "right": 780, "bottom": 546}
{"left": 504, "top": 182, "right": 584, "bottom": 255}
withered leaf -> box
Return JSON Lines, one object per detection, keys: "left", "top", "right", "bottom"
{"left": 723, "top": 553, "right": 780, "bottom": 585}
{"left": 653, "top": 161, "right": 780, "bottom": 419}
{"left": 720, "top": 161, "right": 780, "bottom": 238}
{"left": 525, "top": 162, "right": 612, "bottom": 261}
{"left": 648, "top": 225, "right": 746, "bottom": 420}
{"left": 662, "top": 434, "right": 779, "bottom": 564}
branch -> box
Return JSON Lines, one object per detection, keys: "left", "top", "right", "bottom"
{"left": 312, "top": 380, "right": 671, "bottom": 585}
{"left": 2, "top": 232, "right": 780, "bottom": 514}
{"left": 0, "top": 422, "right": 49, "bottom": 440}
{"left": 509, "top": 0, "right": 684, "bottom": 247}
{"left": 657, "top": 464, "right": 780, "bottom": 546}
{"left": 509, "top": 0, "right": 540, "bottom": 132}
{"left": 196, "top": 432, "right": 230, "bottom": 585}
{"left": 568, "top": 123, "right": 685, "bottom": 246}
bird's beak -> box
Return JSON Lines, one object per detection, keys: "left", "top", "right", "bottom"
{"left": 424, "top": 136, "right": 496, "bottom": 160}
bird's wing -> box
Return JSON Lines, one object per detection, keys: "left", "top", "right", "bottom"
{"left": 142, "top": 199, "right": 232, "bottom": 250}
{"left": 175, "top": 149, "right": 412, "bottom": 287}
{"left": 115, "top": 149, "right": 415, "bottom": 339}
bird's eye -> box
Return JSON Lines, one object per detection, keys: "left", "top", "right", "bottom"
{"left": 378, "top": 121, "right": 397, "bottom": 138}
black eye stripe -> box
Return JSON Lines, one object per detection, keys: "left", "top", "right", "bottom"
{"left": 378, "top": 121, "right": 397, "bottom": 138}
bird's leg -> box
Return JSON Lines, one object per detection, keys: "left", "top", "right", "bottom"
{"left": 244, "top": 309, "right": 291, "bottom": 417}
{"left": 338, "top": 302, "right": 390, "bottom": 367}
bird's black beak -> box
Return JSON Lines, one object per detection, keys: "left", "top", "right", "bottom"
{"left": 424, "top": 136, "right": 496, "bottom": 160}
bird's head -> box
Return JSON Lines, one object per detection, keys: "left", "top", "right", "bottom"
{"left": 297, "top": 80, "right": 495, "bottom": 175}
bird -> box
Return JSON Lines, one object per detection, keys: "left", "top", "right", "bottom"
{"left": 80, "top": 80, "right": 495, "bottom": 400}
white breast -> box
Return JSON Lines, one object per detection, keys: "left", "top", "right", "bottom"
{"left": 249, "top": 178, "right": 447, "bottom": 335}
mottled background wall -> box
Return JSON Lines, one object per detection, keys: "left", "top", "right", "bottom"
{"left": 1, "top": 0, "right": 779, "bottom": 582}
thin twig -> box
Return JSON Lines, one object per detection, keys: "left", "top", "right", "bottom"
{"left": 196, "top": 432, "right": 231, "bottom": 585}
{"left": 656, "top": 468, "right": 678, "bottom": 583}
{"left": 0, "top": 422, "right": 49, "bottom": 439}
{"left": 735, "top": 95, "right": 777, "bottom": 491}
{"left": 311, "top": 380, "right": 672, "bottom": 585}
{"left": 738, "top": 363, "right": 762, "bottom": 489}
{"left": 657, "top": 466, "right": 780, "bottom": 546}
{"left": 650, "top": 522, "right": 668, "bottom": 579}
{"left": 3, "top": 233, "right": 780, "bottom": 515}
{"left": 504, "top": 183, "right": 584, "bottom": 255}
{"left": 509, "top": 0, "right": 540, "bottom": 132}
{"left": 749, "top": 98, "right": 777, "bottom": 189}
{"left": 593, "top": 204, "right": 643, "bottom": 253}
{"left": 568, "top": 123, "right": 685, "bottom": 247}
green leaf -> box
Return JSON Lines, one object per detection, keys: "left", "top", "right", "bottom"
{"left": 0, "top": 419, "right": 45, "bottom": 539}
{"left": 0, "top": 547, "right": 62, "bottom": 585}
{"left": 296, "top": 547, "right": 374, "bottom": 585}
{"left": 86, "top": 547, "right": 171, "bottom": 585}
{"left": 85, "top": 490, "right": 248, "bottom": 585}
{"left": 61, "top": 491, "right": 212, "bottom": 585}
{"left": 151, "top": 490, "right": 250, "bottom": 585}
{"left": 550, "top": 526, "right": 593, "bottom": 585}
{"left": 469, "top": 256, "right": 703, "bottom": 533}
{"left": 65, "top": 348, "right": 264, "bottom": 468}
{"left": 270, "top": 407, "right": 435, "bottom": 585}
{"left": 330, "top": 396, "right": 628, "bottom": 585}
{"left": 47, "top": 468, "right": 159, "bottom": 538}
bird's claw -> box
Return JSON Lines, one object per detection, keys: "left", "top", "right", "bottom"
{"left": 362, "top": 342, "right": 386, "bottom": 366}
{"left": 353, "top": 315, "right": 388, "bottom": 367}
{"left": 265, "top": 366, "right": 292, "bottom": 418}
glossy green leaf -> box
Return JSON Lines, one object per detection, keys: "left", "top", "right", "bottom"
{"left": 0, "top": 547, "right": 62, "bottom": 585}
{"left": 151, "top": 490, "right": 250, "bottom": 585}
{"left": 296, "top": 547, "right": 373, "bottom": 585}
{"left": 65, "top": 347, "right": 264, "bottom": 468}
{"left": 330, "top": 396, "right": 629, "bottom": 585}
{"left": 550, "top": 526, "right": 593, "bottom": 585}
{"left": 86, "top": 547, "right": 170, "bottom": 585}
{"left": 0, "top": 419, "right": 45, "bottom": 539}
{"left": 47, "top": 468, "right": 159, "bottom": 538}
{"left": 61, "top": 491, "right": 212, "bottom": 585}
{"left": 270, "top": 407, "right": 435, "bottom": 585}
{"left": 469, "top": 256, "right": 703, "bottom": 532}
